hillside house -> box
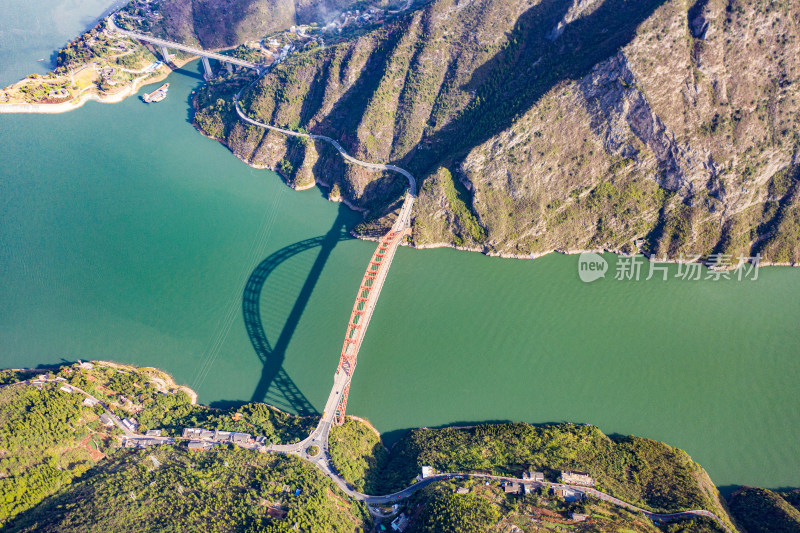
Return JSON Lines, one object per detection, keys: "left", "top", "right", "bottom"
{"left": 561, "top": 470, "right": 594, "bottom": 486}
{"left": 522, "top": 471, "right": 545, "bottom": 482}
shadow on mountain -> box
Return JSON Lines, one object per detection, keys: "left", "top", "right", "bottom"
{"left": 405, "top": 0, "right": 670, "bottom": 178}
{"left": 242, "top": 205, "right": 353, "bottom": 416}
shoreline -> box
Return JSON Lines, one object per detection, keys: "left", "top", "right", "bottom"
{"left": 358, "top": 237, "right": 799, "bottom": 268}
{"left": 0, "top": 56, "right": 193, "bottom": 114}
{"left": 5, "top": 53, "right": 795, "bottom": 269}
{"left": 92, "top": 359, "right": 199, "bottom": 404}
{"left": 1, "top": 360, "right": 740, "bottom": 531}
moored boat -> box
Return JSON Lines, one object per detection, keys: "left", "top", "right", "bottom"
{"left": 143, "top": 83, "right": 169, "bottom": 103}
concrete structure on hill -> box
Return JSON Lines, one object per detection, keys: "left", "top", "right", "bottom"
{"left": 561, "top": 470, "right": 594, "bottom": 486}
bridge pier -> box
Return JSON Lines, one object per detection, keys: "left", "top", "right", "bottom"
{"left": 201, "top": 56, "right": 213, "bottom": 80}
{"left": 225, "top": 62, "right": 233, "bottom": 75}
{"left": 159, "top": 45, "right": 170, "bottom": 63}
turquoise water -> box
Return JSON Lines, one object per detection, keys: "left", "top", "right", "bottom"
{"left": 1, "top": 3, "right": 798, "bottom": 492}
{"left": 0, "top": 0, "right": 126, "bottom": 84}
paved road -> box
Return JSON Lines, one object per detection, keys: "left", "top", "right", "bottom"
{"left": 106, "top": 15, "right": 261, "bottom": 70}
{"left": 229, "top": 96, "right": 735, "bottom": 532}
{"left": 233, "top": 96, "right": 417, "bottom": 198}
{"left": 27, "top": 377, "right": 135, "bottom": 437}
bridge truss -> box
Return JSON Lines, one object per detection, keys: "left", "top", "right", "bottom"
{"left": 334, "top": 228, "right": 408, "bottom": 425}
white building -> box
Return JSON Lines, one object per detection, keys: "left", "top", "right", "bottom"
{"left": 391, "top": 513, "right": 409, "bottom": 532}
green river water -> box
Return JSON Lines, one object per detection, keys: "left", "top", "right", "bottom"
{"left": 1, "top": 3, "right": 798, "bottom": 493}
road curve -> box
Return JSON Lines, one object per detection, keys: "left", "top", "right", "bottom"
{"left": 231, "top": 89, "right": 732, "bottom": 532}
{"left": 233, "top": 96, "right": 417, "bottom": 198}
{"left": 19, "top": 378, "right": 733, "bottom": 531}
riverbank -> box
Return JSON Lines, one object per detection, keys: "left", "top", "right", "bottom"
{"left": 0, "top": 360, "right": 746, "bottom": 532}
{"left": 92, "top": 360, "right": 198, "bottom": 404}
{"left": 196, "top": 79, "right": 796, "bottom": 269}
{"left": 0, "top": 57, "right": 193, "bottom": 114}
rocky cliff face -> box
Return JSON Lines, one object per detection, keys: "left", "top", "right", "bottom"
{"left": 196, "top": 0, "right": 800, "bottom": 262}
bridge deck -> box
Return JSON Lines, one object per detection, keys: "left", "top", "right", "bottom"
{"left": 333, "top": 225, "right": 408, "bottom": 425}
{"left": 107, "top": 16, "right": 260, "bottom": 69}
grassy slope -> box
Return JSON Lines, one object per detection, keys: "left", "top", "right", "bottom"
{"left": 5, "top": 447, "right": 369, "bottom": 533}
{"left": 727, "top": 487, "right": 800, "bottom": 533}
{"left": 59, "top": 362, "right": 315, "bottom": 444}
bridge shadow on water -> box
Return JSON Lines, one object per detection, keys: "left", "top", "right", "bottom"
{"left": 242, "top": 205, "right": 354, "bottom": 416}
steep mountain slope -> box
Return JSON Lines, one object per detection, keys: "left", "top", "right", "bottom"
{"left": 199, "top": 0, "right": 800, "bottom": 261}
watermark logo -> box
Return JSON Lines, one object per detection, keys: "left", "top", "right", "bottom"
{"left": 577, "top": 253, "right": 762, "bottom": 282}
{"left": 578, "top": 252, "right": 608, "bottom": 283}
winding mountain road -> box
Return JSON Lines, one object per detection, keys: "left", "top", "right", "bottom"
{"left": 229, "top": 98, "right": 734, "bottom": 531}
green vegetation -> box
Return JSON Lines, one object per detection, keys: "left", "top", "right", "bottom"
{"left": 660, "top": 516, "right": 727, "bottom": 532}
{"left": 0, "top": 383, "right": 107, "bottom": 525}
{"left": 325, "top": 419, "right": 733, "bottom": 530}
{"left": 0, "top": 365, "right": 751, "bottom": 533}
{"left": 328, "top": 417, "right": 388, "bottom": 493}
{"left": 411, "top": 489, "right": 498, "bottom": 533}
{"left": 278, "top": 158, "right": 295, "bottom": 177}
{"left": 225, "top": 45, "right": 269, "bottom": 64}
{"left": 727, "top": 487, "right": 800, "bottom": 533}
{"left": 438, "top": 167, "right": 487, "bottom": 244}
{"left": 62, "top": 363, "right": 313, "bottom": 445}
{"left": 403, "top": 478, "right": 710, "bottom": 533}
{"left": 0, "top": 368, "right": 40, "bottom": 385}
{"left": 189, "top": 0, "right": 800, "bottom": 261}
{"left": 172, "top": 402, "right": 314, "bottom": 445}
{"left": 6, "top": 447, "right": 369, "bottom": 533}
{"left": 337, "top": 421, "right": 726, "bottom": 522}
{"left": 783, "top": 490, "right": 800, "bottom": 511}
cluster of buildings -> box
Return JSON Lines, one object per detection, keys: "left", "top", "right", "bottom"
{"left": 123, "top": 435, "right": 174, "bottom": 448}
{"left": 501, "top": 470, "right": 595, "bottom": 502}
{"left": 181, "top": 427, "right": 270, "bottom": 451}
{"left": 323, "top": 7, "right": 386, "bottom": 33}
{"left": 390, "top": 513, "right": 409, "bottom": 532}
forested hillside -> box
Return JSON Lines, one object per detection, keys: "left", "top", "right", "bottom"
{"left": 5, "top": 447, "right": 369, "bottom": 533}
{"left": 7, "top": 365, "right": 800, "bottom": 532}
{"left": 0, "top": 380, "right": 110, "bottom": 526}
{"left": 727, "top": 487, "right": 800, "bottom": 533}
{"left": 329, "top": 419, "right": 734, "bottom": 528}
{"left": 198, "top": 0, "right": 800, "bottom": 261}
